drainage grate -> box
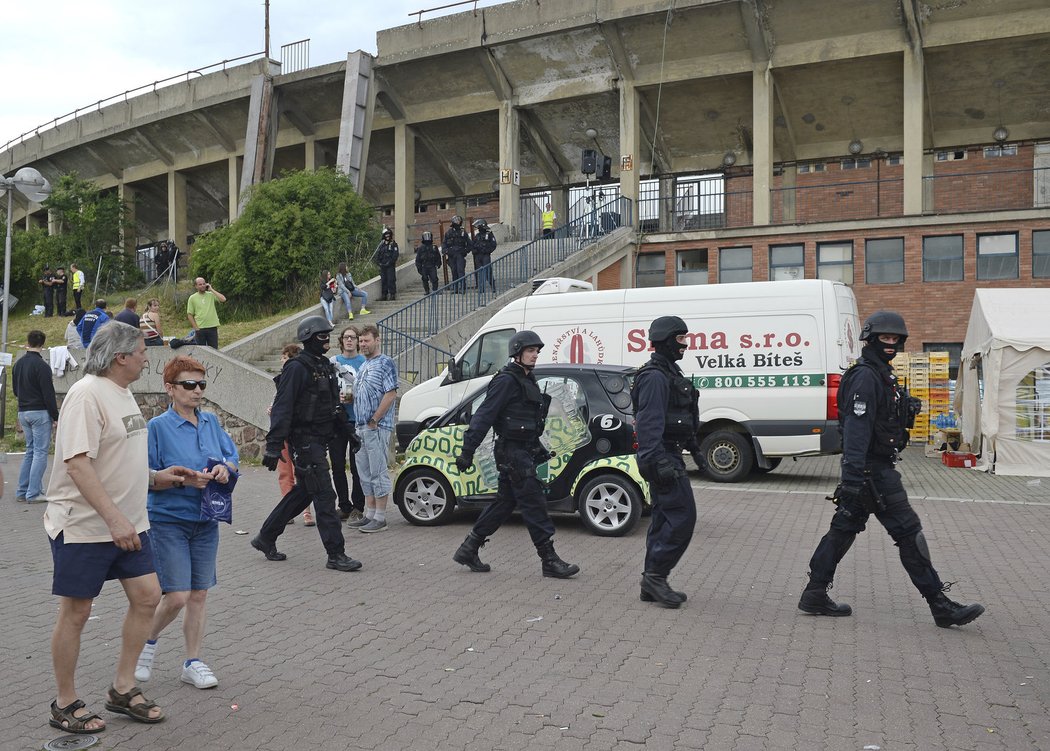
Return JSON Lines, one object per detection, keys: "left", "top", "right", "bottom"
{"left": 44, "top": 735, "right": 100, "bottom": 750}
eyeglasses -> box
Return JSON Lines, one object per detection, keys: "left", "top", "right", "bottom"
{"left": 342, "top": 335, "right": 358, "bottom": 341}
{"left": 172, "top": 380, "right": 207, "bottom": 391}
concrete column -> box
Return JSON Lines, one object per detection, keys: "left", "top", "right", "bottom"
{"left": 304, "top": 137, "right": 325, "bottom": 172}
{"left": 550, "top": 188, "right": 569, "bottom": 228}
{"left": 167, "top": 170, "right": 188, "bottom": 252}
{"left": 394, "top": 121, "right": 416, "bottom": 251}
{"left": 658, "top": 175, "right": 675, "bottom": 232}
{"left": 752, "top": 66, "right": 774, "bottom": 226}
{"left": 618, "top": 83, "right": 641, "bottom": 226}
{"left": 47, "top": 209, "right": 59, "bottom": 236}
{"left": 119, "top": 182, "right": 136, "bottom": 253}
{"left": 498, "top": 102, "right": 520, "bottom": 239}
{"left": 903, "top": 46, "right": 925, "bottom": 215}
{"left": 780, "top": 165, "right": 796, "bottom": 223}
{"left": 228, "top": 156, "right": 240, "bottom": 224}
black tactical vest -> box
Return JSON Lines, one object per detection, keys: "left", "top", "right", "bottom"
{"left": 838, "top": 359, "right": 914, "bottom": 459}
{"left": 291, "top": 352, "right": 341, "bottom": 437}
{"left": 633, "top": 357, "right": 700, "bottom": 442}
{"left": 495, "top": 364, "right": 550, "bottom": 442}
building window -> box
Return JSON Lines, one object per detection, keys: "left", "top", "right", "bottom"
{"left": 383, "top": 208, "right": 393, "bottom": 217}
{"left": 840, "top": 158, "right": 871, "bottom": 170}
{"left": 935, "top": 150, "right": 967, "bottom": 162}
{"left": 922, "top": 235, "right": 964, "bottom": 281}
{"left": 415, "top": 204, "right": 428, "bottom": 213}
{"left": 636, "top": 253, "right": 666, "bottom": 288}
{"left": 770, "top": 244, "right": 805, "bottom": 281}
{"left": 677, "top": 249, "right": 709, "bottom": 286}
{"left": 798, "top": 163, "right": 826, "bottom": 174}
{"left": 977, "top": 232, "right": 1018, "bottom": 280}
{"left": 984, "top": 145, "right": 1018, "bottom": 158}
{"left": 718, "top": 247, "right": 752, "bottom": 284}
{"left": 439, "top": 201, "right": 449, "bottom": 210}
{"left": 887, "top": 154, "right": 903, "bottom": 166}
{"left": 865, "top": 238, "right": 904, "bottom": 284}
{"left": 816, "top": 242, "right": 853, "bottom": 284}
{"left": 924, "top": 342, "right": 963, "bottom": 381}
{"left": 1034, "top": 231, "right": 1050, "bottom": 278}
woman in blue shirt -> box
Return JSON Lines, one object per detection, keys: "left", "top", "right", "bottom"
{"left": 330, "top": 326, "right": 366, "bottom": 520}
{"left": 135, "top": 355, "right": 239, "bottom": 690}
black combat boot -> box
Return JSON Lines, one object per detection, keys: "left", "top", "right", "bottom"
{"left": 798, "top": 582, "right": 852, "bottom": 616}
{"left": 453, "top": 532, "right": 491, "bottom": 572}
{"left": 251, "top": 536, "right": 287, "bottom": 562}
{"left": 640, "top": 575, "right": 687, "bottom": 604}
{"left": 536, "top": 540, "right": 580, "bottom": 579}
{"left": 926, "top": 589, "right": 985, "bottom": 628}
{"left": 326, "top": 552, "right": 363, "bottom": 572}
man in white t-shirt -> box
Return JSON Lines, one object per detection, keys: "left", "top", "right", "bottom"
{"left": 44, "top": 322, "right": 195, "bottom": 735}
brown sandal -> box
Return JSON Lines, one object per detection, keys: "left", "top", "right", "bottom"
{"left": 50, "top": 699, "right": 106, "bottom": 734}
{"left": 104, "top": 685, "right": 165, "bottom": 724}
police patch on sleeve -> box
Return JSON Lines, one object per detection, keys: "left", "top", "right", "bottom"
{"left": 852, "top": 399, "right": 867, "bottom": 416}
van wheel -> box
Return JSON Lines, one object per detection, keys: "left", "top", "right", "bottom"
{"left": 576, "top": 473, "right": 642, "bottom": 537}
{"left": 395, "top": 468, "right": 456, "bottom": 526}
{"left": 699, "top": 431, "right": 753, "bottom": 483}
{"left": 752, "top": 458, "right": 782, "bottom": 475}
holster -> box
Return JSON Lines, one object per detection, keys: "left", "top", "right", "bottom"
{"left": 294, "top": 462, "right": 323, "bottom": 495}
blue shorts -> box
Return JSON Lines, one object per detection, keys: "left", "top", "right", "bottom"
{"left": 50, "top": 531, "right": 156, "bottom": 599}
{"left": 149, "top": 520, "right": 219, "bottom": 593}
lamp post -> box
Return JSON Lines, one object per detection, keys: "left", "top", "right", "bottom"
{"left": 1, "top": 167, "right": 51, "bottom": 357}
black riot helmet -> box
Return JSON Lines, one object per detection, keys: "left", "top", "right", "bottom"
{"left": 451, "top": 215, "right": 463, "bottom": 227}
{"left": 297, "top": 315, "right": 334, "bottom": 343}
{"left": 382, "top": 227, "right": 393, "bottom": 239}
{"left": 648, "top": 315, "right": 688, "bottom": 343}
{"left": 860, "top": 310, "right": 908, "bottom": 345}
{"left": 472, "top": 218, "right": 488, "bottom": 230}
{"left": 508, "top": 330, "right": 544, "bottom": 358}
{"left": 421, "top": 231, "right": 433, "bottom": 243}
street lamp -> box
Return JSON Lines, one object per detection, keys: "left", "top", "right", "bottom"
{"left": 1, "top": 167, "right": 52, "bottom": 357}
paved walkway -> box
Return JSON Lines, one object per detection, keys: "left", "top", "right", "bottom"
{"left": 4, "top": 448, "right": 1049, "bottom": 750}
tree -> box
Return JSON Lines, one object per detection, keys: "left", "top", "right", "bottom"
{"left": 190, "top": 168, "right": 380, "bottom": 307}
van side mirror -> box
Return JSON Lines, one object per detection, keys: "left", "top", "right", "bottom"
{"left": 447, "top": 359, "right": 462, "bottom": 382}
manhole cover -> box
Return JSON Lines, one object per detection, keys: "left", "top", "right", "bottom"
{"left": 44, "top": 735, "right": 100, "bottom": 750}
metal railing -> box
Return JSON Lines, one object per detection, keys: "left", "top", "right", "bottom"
{"left": 378, "top": 196, "right": 633, "bottom": 376}
{"left": 280, "top": 39, "right": 310, "bottom": 74}
{"left": 1, "top": 52, "right": 266, "bottom": 154}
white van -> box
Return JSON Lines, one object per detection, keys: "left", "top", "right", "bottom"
{"left": 396, "top": 279, "right": 861, "bottom": 481}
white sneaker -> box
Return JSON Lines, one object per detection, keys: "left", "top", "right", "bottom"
{"left": 135, "top": 641, "right": 157, "bottom": 682}
{"left": 181, "top": 660, "right": 218, "bottom": 689}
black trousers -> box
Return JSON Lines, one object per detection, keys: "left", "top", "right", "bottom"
{"left": 449, "top": 255, "right": 466, "bottom": 292}
{"left": 807, "top": 463, "right": 943, "bottom": 597}
{"left": 475, "top": 262, "right": 495, "bottom": 293}
{"left": 258, "top": 440, "right": 346, "bottom": 555}
{"left": 644, "top": 455, "right": 697, "bottom": 577}
{"left": 329, "top": 432, "right": 365, "bottom": 513}
{"left": 471, "top": 443, "right": 555, "bottom": 546}
{"left": 55, "top": 289, "right": 68, "bottom": 316}
{"left": 73, "top": 288, "right": 83, "bottom": 310}
{"left": 196, "top": 327, "right": 219, "bottom": 348}
{"left": 380, "top": 266, "right": 397, "bottom": 298}
{"left": 419, "top": 266, "right": 439, "bottom": 294}
{"left": 43, "top": 289, "right": 54, "bottom": 317}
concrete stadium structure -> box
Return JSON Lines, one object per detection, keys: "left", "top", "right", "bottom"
{"left": 3, "top": 0, "right": 1050, "bottom": 362}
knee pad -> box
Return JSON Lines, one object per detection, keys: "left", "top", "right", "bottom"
{"left": 897, "top": 529, "right": 933, "bottom": 567}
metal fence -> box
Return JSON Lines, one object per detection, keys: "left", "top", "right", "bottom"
{"left": 379, "top": 196, "right": 633, "bottom": 380}
{"left": 280, "top": 39, "right": 310, "bottom": 74}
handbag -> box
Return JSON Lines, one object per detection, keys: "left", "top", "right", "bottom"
{"left": 199, "top": 458, "right": 238, "bottom": 524}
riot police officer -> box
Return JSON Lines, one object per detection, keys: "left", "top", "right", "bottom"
{"left": 442, "top": 215, "right": 469, "bottom": 293}
{"left": 632, "top": 316, "right": 703, "bottom": 608}
{"left": 252, "top": 316, "right": 362, "bottom": 572}
{"left": 799, "top": 310, "right": 984, "bottom": 627}
{"left": 414, "top": 230, "right": 440, "bottom": 295}
{"left": 452, "top": 330, "right": 579, "bottom": 579}
{"left": 374, "top": 228, "right": 399, "bottom": 301}
{"left": 471, "top": 219, "right": 497, "bottom": 294}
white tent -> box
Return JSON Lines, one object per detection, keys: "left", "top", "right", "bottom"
{"left": 956, "top": 288, "right": 1050, "bottom": 475}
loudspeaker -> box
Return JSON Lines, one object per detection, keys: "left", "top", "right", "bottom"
{"left": 600, "top": 155, "right": 612, "bottom": 180}
{"left": 581, "top": 149, "right": 597, "bottom": 175}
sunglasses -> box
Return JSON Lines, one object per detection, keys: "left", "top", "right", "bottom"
{"left": 171, "top": 380, "right": 207, "bottom": 391}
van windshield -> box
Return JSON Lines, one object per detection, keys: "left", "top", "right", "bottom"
{"left": 459, "top": 329, "right": 515, "bottom": 379}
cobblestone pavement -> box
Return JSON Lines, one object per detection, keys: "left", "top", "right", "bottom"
{"left": 3, "top": 447, "right": 1049, "bottom": 750}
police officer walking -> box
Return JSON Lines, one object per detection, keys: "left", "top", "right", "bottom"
{"left": 442, "top": 215, "right": 469, "bottom": 293}
{"left": 799, "top": 310, "right": 984, "bottom": 628}
{"left": 452, "top": 331, "right": 579, "bottom": 579}
{"left": 252, "top": 316, "right": 362, "bottom": 572}
{"left": 632, "top": 316, "right": 704, "bottom": 608}
{"left": 414, "top": 231, "right": 440, "bottom": 295}
{"left": 374, "top": 228, "right": 399, "bottom": 301}
{"left": 471, "top": 219, "right": 497, "bottom": 295}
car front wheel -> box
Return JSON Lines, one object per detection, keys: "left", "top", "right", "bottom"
{"left": 576, "top": 473, "right": 643, "bottom": 537}
{"left": 395, "top": 468, "right": 456, "bottom": 526}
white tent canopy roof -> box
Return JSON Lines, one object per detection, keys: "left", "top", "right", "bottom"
{"left": 962, "top": 288, "right": 1050, "bottom": 356}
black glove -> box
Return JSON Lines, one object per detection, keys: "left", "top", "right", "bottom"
{"left": 262, "top": 449, "right": 282, "bottom": 472}
{"left": 836, "top": 484, "right": 863, "bottom": 506}
{"left": 455, "top": 453, "right": 474, "bottom": 473}
{"left": 347, "top": 425, "right": 362, "bottom": 454}
{"left": 690, "top": 450, "right": 706, "bottom": 473}
{"left": 532, "top": 446, "right": 556, "bottom": 466}
{"left": 654, "top": 459, "right": 678, "bottom": 487}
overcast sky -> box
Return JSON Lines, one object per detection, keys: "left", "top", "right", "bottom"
{"left": 0, "top": 0, "right": 504, "bottom": 148}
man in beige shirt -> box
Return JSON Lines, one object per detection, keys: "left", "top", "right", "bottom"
{"left": 44, "top": 322, "right": 195, "bottom": 735}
